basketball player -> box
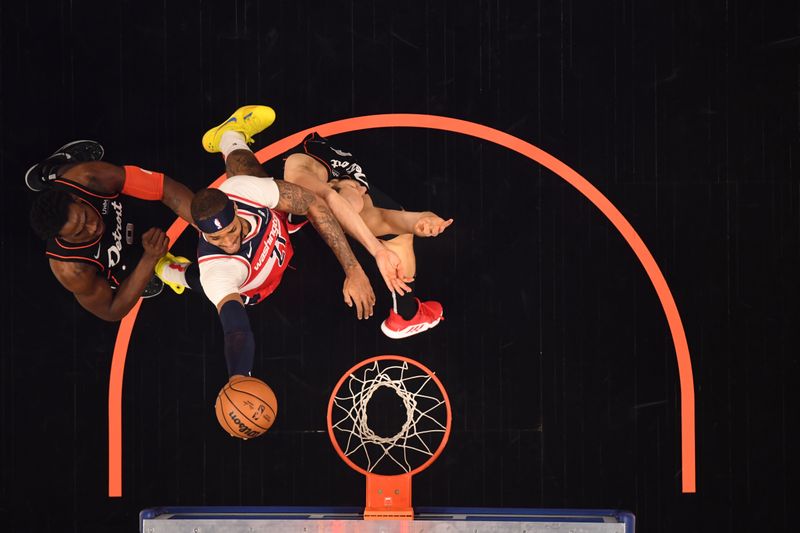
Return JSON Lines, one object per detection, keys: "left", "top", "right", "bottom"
{"left": 27, "top": 141, "right": 197, "bottom": 321}
{"left": 157, "top": 106, "right": 374, "bottom": 377}
{"left": 217, "top": 120, "right": 451, "bottom": 339}
{"left": 278, "top": 133, "right": 452, "bottom": 338}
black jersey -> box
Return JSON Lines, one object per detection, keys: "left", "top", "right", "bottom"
{"left": 287, "top": 132, "right": 370, "bottom": 189}
{"left": 281, "top": 132, "right": 404, "bottom": 212}
{"left": 46, "top": 178, "right": 143, "bottom": 287}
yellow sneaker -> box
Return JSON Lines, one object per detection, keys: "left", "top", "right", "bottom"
{"left": 202, "top": 105, "right": 276, "bottom": 153}
{"left": 154, "top": 252, "right": 192, "bottom": 294}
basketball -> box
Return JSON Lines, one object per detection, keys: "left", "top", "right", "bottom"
{"left": 214, "top": 375, "right": 278, "bottom": 439}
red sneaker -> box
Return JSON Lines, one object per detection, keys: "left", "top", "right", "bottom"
{"left": 380, "top": 298, "right": 444, "bottom": 339}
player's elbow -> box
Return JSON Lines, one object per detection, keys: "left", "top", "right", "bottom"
{"left": 92, "top": 308, "right": 127, "bottom": 322}
{"left": 99, "top": 298, "right": 138, "bottom": 322}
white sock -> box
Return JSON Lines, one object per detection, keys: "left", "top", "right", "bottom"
{"left": 221, "top": 131, "right": 250, "bottom": 159}
{"left": 160, "top": 260, "right": 190, "bottom": 287}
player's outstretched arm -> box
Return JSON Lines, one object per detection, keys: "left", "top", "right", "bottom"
{"left": 61, "top": 161, "right": 195, "bottom": 225}
{"left": 215, "top": 294, "right": 255, "bottom": 378}
{"left": 274, "top": 180, "right": 376, "bottom": 319}
{"left": 283, "top": 161, "right": 411, "bottom": 295}
{"left": 50, "top": 227, "right": 169, "bottom": 321}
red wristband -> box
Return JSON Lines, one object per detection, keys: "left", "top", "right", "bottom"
{"left": 121, "top": 166, "right": 165, "bottom": 200}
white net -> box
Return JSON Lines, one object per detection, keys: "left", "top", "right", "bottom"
{"left": 330, "top": 359, "right": 449, "bottom": 475}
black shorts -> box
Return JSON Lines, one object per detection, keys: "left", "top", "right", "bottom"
{"left": 286, "top": 132, "right": 370, "bottom": 188}
{"left": 284, "top": 132, "right": 403, "bottom": 211}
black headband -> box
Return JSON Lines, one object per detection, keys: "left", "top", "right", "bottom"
{"left": 197, "top": 199, "right": 236, "bottom": 234}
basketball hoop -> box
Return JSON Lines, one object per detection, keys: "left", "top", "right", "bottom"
{"left": 327, "top": 355, "right": 452, "bottom": 520}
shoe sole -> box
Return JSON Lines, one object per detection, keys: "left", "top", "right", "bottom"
{"left": 202, "top": 105, "right": 276, "bottom": 153}
{"left": 25, "top": 140, "right": 104, "bottom": 192}
{"left": 25, "top": 163, "right": 48, "bottom": 191}
{"left": 380, "top": 316, "right": 442, "bottom": 339}
{"left": 55, "top": 139, "right": 105, "bottom": 160}
{"left": 142, "top": 276, "right": 164, "bottom": 299}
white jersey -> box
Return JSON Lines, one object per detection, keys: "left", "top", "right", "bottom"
{"left": 197, "top": 175, "right": 294, "bottom": 307}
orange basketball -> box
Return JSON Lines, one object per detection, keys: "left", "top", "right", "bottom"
{"left": 214, "top": 375, "right": 278, "bottom": 439}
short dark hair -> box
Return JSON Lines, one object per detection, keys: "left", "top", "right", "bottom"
{"left": 191, "top": 188, "right": 230, "bottom": 224}
{"left": 30, "top": 189, "right": 73, "bottom": 240}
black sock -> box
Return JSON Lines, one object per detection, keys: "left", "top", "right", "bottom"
{"left": 395, "top": 282, "right": 418, "bottom": 320}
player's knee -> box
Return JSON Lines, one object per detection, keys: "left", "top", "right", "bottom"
{"left": 285, "top": 154, "right": 327, "bottom": 184}
{"left": 338, "top": 188, "right": 364, "bottom": 213}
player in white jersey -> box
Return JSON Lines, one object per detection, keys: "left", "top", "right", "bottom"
{"left": 158, "top": 106, "right": 373, "bottom": 378}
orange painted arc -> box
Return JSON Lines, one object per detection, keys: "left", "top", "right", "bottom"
{"left": 108, "top": 113, "right": 696, "bottom": 497}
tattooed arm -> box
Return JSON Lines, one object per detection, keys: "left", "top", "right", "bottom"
{"left": 274, "top": 180, "right": 375, "bottom": 319}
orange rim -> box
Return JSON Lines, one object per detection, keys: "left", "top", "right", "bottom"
{"left": 326, "top": 355, "right": 452, "bottom": 477}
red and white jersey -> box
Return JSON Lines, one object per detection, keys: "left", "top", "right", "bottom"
{"left": 197, "top": 175, "right": 294, "bottom": 307}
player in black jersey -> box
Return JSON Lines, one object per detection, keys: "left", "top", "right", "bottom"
{"left": 279, "top": 132, "right": 453, "bottom": 339}
{"left": 28, "top": 140, "right": 197, "bottom": 321}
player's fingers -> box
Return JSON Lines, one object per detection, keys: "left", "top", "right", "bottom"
{"left": 380, "top": 273, "right": 399, "bottom": 295}
{"left": 429, "top": 219, "right": 451, "bottom": 237}
{"left": 363, "top": 285, "right": 375, "bottom": 317}
{"left": 381, "top": 264, "right": 407, "bottom": 295}
{"left": 395, "top": 263, "right": 411, "bottom": 286}
{"left": 149, "top": 229, "right": 166, "bottom": 246}
{"left": 389, "top": 277, "right": 407, "bottom": 296}
{"left": 393, "top": 278, "right": 411, "bottom": 294}
{"left": 343, "top": 290, "right": 353, "bottom": 308}
{"left": 432, "top": 221, "right": 450, "bottom": 236}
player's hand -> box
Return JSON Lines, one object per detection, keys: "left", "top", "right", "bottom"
{"left": 342, "top": 266, "right": 376, "bottom": 320}
{"left": 413, "top": 215, "right": 453, "bottom": 237}
{"left": 141, "top": 227, "right": 170, "bottom": 261}
{"left": 374, "top": 246, "right": 413, "bottom": 295}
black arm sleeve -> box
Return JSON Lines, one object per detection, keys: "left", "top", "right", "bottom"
{"left": 219, "top": 300, "right": 255, "bottom": 377}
